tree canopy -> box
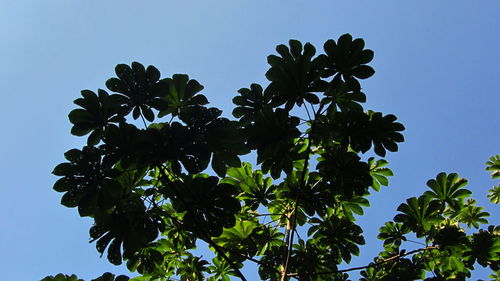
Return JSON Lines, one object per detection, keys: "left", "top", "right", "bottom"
{"left": 46, "top": 34, "right": 499, "bottom": 281}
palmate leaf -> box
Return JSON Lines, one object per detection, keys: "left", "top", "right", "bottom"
{"left": 458, "top": 205, "right": 489, "bottom": 228}
{"left": 69, "top": 89, "right": 125, "bottom": 145}
{"left": 288, "top": 240, "right": 339, "bottom": 281}
{"left": 110, "top": 110, "right": 246, "bottom": 177}
{"left": 337, "top": 195, "right": 370, "bottom": 222}
{"left": 207, "top": 257, "right": 235, "bottom": 281}
{"left": 377, "top": 222, "right": 409, "bottom": 250}
{"left": 90, "top": 195, "right": 164, "bottom": 265}
{"left": 222, "top": 162, "right": 275, "bottom": 210}
{"left": 290, "top": 172, "right": 333, "bottom": 217}
{"left": 173, "top": 255, "right": 209, "bottom": 281}
{"left": 305, "top": 177, "right": 336, "bottom": 218}
{"left": 125, "top": 221, "right": 197, "bottom": 278}
{"left": 324, "top": 110, "right": 370, "bottom": 151}
{"left": 394, "top": 196, "right": 444, "bottom": 237}
{"left": 272, "top": 169, "right": 329, "bottom": 217}
{"left": 320, "top": 34, "right": 375, "bottom": 82}
{"left": 326, "top": 110, "right": 404, "bottom": 157}
{"left": 308, "top": 216, "right": 365, "bottom": 264}
{"left": 417, "top": 240, "right": 469, "bottom": 276}
{"left": 232, "top": 83, "right": 272, "bottom": 125}
{"left": 142, "top": 121, "right": 209, "bottom": 173}
{"left": 125, "top": 245, "right": 167, "bottom": 276}
{"left": 486, "top": 154, "right": 500, "bottom": 179}
{"left": 106, "top": 62, "right": 163, "bottom": 122}
{"left": 486, "top": 155, "right": 500, "bottom": 204}
{"left": 488, "top": 185, "right": 500, "bottom": 204}
{"left": 100, "top": 123, "right": 142, "bottom": 169}
{"left": 466, "top": 227, "right": 500, "bottom": 268}
{"left": 157, "top": 74, "right": 208, "bottom": 117}
{"left": 366, "top": 111, "right": 405, "bottom": 157}
{"left": 423, "top": 172, "right": 472, "bottom": 206}
{"left": 167, "top": 175, "right": 241, "bottom": 237}
{"left": 52, "top": 146, "right": 123, "bottom": 217}
{"left": 215, "top": 220, "right": 256, "bottom": 242}
{"left": 246, "top": 108, "right": 302, "bottom": 179}
{"left": 265, "top": 39, "right": 326, "bottom": 110}
{"left": 179, "top": 106, "right": 250, "bottom": 176}
{"left": 368, "top": 157, "right": 393, "bottom": 192}
{"left": 204, "top": 119, "right": 249, "bottom": 177}
{"left": 431, "top": 225, "right": 468, "bottom": 250}
{"left": 212, "top": 219, "right": 264, "bottom": 261}
{"left": 316, "top": 146, "right": 372, "bottom": 198}
{"left": 324, "top": 77, "right": 367, "bottom": 113}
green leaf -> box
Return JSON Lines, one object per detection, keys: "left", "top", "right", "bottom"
{"left": 53, "top": 146, "right": 116, "bottom": 212}
{"left": 394, "top": 196, "right": 444, "bottom": 237}
{"left": 69, "top": 90, "right": 125, "bottom": 144}
{"left": 324, "top": 78, "right": 366, "bottom": 113}
{"left": 431, "top": 225, "right": 468, "bottom": 251}
{"left": 106, "top": 62, "right": 164, "bottom": 121}
{"left": 458, "top": 205, "right": 489, "bottom": 228}
{"left": 169, "top": 175, "right": 241, "bottom": 237}
{"left": 486, "top": 154, "right": 500, "bottom": 179}
{"left": 309, "top": 216, "right": 365, "bottom": 264}
{"left": 323, "top": 110, "right": 404, "bottom": 157}
{"left": 178, "top": 105, "right": 249, "bottom": 176}
{"left": 487, "top": 185, "right": 500, "bottom": 204}
{"left": 222, "top": 162, "right": 275, "bottom": 210}
{"left": 322, "top": 34, "right": 375, "bottom": 83}
{"left": 467, "top": 228, "right": 500, "bottom": 267}
{"left": 246, "top": 108, "right": 302, "bottom": 179}
{"left": 232, "top": 83, "right": 272, "bottom": 125}
{"left": 157, "top": 74, "right": 208, "bottom": 117}
{"left": 317, "top": 146, "right": 372, "bottom": 198}
{"left": 265, "top": 40, "right": 326, "bottom": 109}
{"left": 366, "top": 111, "right": 405, "bottom": 157}
{"left": 212, "top": 220, "right": 260, "bottom": 260}
{"left": 377, "top": 222, "right": 409, "bottom": 250}
{"left": 338, "top": 196, "right": 370, "bottom": 222}
{"left": 368, "top": 157, "right": 393, "bottom": 192}
{"left": 423, "top": 172, "right": 471, "bottom": 207}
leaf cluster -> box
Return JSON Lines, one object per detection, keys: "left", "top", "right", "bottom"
{"left": 48, "top": 35, "right": 497, "bottom": 281}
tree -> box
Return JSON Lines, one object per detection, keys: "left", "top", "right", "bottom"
{"left": 46, "top": 34, "right": 499, "bottom": 281}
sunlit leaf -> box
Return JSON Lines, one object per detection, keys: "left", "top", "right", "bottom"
{"left": 423, "top": 172, "right": 471, "bottom": 207}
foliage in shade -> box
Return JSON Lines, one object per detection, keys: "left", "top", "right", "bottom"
{"left": 48, "top": 35, "right": 498, "bottom": 281}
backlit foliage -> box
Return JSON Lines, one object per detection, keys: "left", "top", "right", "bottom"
{"left": 49, "top": 35, "right": 498, "bottom": 281}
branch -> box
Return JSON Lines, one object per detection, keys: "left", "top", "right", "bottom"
{"left": 286, "top": 246, "right": 438, "bottom": 278}
{"left": 281, "top": 103, "right": 324, "bottom": 281}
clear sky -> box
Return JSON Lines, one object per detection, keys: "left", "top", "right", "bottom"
{"left": 0, "top": 1, "right": 498, "bottom": 280}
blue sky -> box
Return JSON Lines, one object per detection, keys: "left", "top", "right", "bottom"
{"left": 0, "top": 1, "right": 499, "bottom": 280}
